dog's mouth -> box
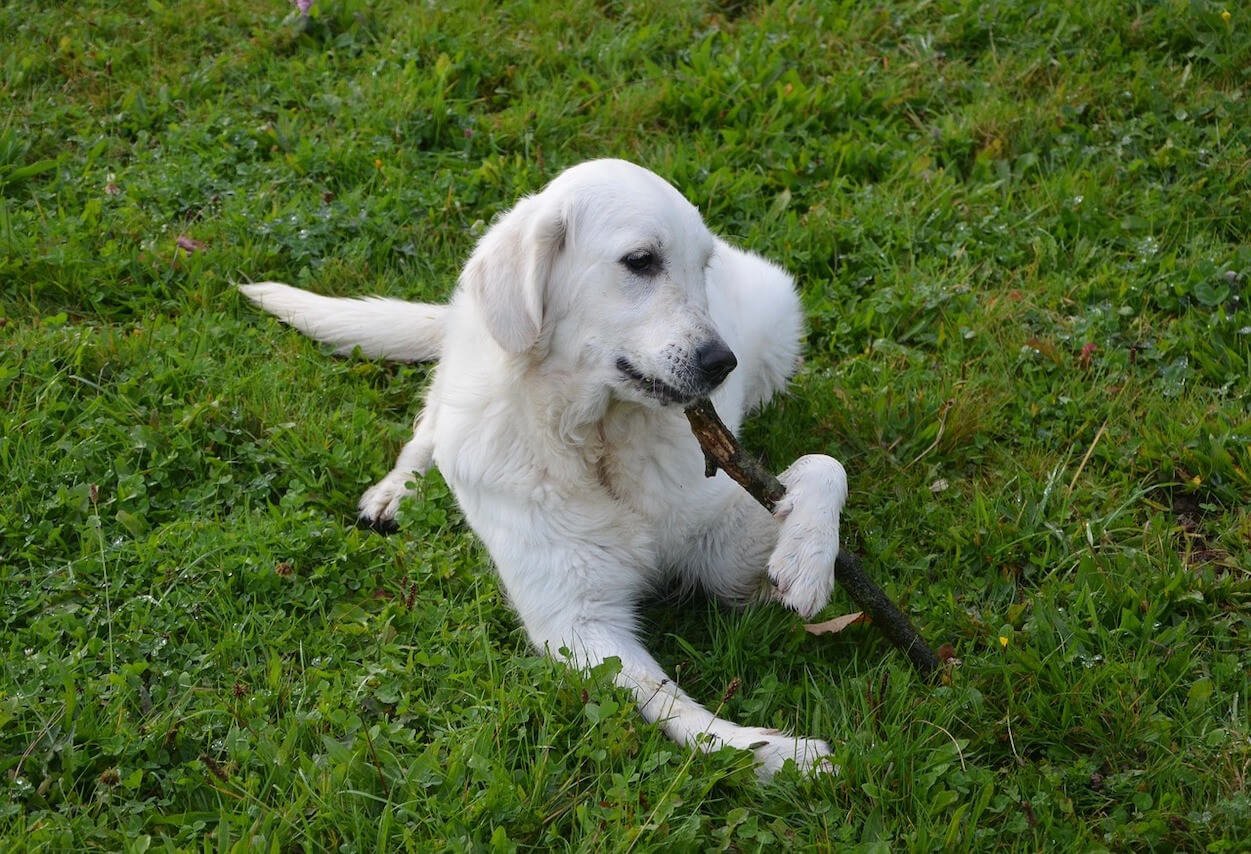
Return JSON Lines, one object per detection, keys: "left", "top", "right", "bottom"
{"left": 616, "top": 358, "right": 691, "bottom": 406}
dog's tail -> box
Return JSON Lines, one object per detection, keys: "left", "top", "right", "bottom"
{"left": 239, "top": 282, "right": 445, "bottom": 362}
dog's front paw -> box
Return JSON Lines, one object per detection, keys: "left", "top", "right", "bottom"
{"left": 357, "top": 475, "right": 415, "bottom": 533}
{"left": 767, "top": 455, "right": 848, "bottom": 619}
{"left": 742, "top": 728, "right": 837, "bottom": 780}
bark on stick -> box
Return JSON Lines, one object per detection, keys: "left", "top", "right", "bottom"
{"left": 684, "top": 398, "right": 941, "bottom": 682}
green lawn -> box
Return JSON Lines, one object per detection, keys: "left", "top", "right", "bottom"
{"left": 2, "top": 0, "right": 1249, "bottom": 849}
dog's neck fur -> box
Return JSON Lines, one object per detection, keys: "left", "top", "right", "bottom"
{"left": 509, "top": 355, "right": 686, "bottom": 497}
{"left": 522, "top": 351, "right": 613, "bottom": 446}
{"left": 441, "top": 302, "right": 692, "bottom": 504}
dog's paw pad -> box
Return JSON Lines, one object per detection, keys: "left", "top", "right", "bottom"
{"left": 356, "top": 514, "right": 399, "bottom": 536}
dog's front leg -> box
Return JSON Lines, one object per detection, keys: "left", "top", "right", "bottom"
{"left": 766, "top": 454, "right": 849, "bottom": 618}
{"left": 523, "top": 606, "right": 833, "bottom": 780}
{"left": 479, "top": 524, "right": 829, "bottom": 778}
{"left": 684, "top": 454, "right": 848, "bottom": 619}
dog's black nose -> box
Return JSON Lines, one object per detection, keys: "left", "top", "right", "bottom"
{"left": 695, "top": 340, "right": 738, "bottom": 387}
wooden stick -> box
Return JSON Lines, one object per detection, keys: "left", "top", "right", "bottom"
{"left": 684, "top": 398, "right": 941, "bottom": 682}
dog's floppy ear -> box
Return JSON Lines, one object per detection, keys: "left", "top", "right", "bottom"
{"left": 461, "top": 193, "right": 566, "bottom": 354}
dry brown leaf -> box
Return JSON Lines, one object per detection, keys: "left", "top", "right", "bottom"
{"left": 803, "top": 611, "right": 868, "bottom": 636}
{"left": 1024, "top": 337, "right": 1062, "bottom": 364}
{"left": 176, "top": 235, "right": 206, "bottom": 253}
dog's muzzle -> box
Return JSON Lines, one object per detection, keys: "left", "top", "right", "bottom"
{"left": 616, "top": 338, "right": 738, "bottom": 406}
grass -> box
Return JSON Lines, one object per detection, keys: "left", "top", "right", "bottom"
{"left": 2, "top": 0, "right": 1249, "bottom": 849}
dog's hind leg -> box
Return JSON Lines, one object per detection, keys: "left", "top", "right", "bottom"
{"left": 358, "top": 405, "right": 438, "bottom": 531}
{"left": 678, "top": 495, "right": 779, "bottom": 608}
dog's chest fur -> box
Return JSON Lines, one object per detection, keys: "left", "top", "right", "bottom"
{"left": 585, "top": 406, "right": 720, "bottom": 545}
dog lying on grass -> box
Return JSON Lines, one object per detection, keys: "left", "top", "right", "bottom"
{"left": 242, "top": 159, "right": 848, "bottom": 778}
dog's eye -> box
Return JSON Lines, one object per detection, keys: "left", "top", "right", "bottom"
{"left": 620, "top": 250, "right": 660, "bottom": 276}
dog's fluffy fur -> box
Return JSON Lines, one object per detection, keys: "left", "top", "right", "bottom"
{"left": 242, "top": 159, "right": 848, "bottom": 778}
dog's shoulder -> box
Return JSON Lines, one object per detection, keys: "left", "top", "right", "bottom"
{"left": 708, "top": 241, "right": 804, "bottom": 413}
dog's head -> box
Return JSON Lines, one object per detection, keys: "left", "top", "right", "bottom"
{"left": 461, "top": 159, "right": 736, "bottom": 409}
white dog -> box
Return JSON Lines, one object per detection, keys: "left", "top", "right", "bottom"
{"left": 241, "top": 159, "right": 848, "bottom": 779}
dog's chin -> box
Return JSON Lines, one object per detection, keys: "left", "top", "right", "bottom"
{"left": 615, "top": 358, "right": 699, "bottom": 408}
